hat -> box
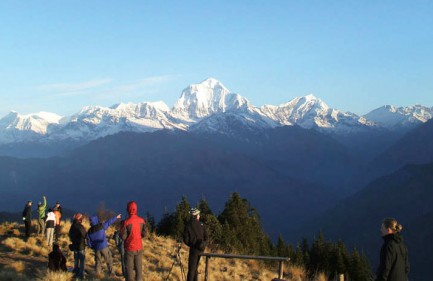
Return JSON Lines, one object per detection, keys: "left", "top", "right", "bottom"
{"left": 190, "top": 208, "right": 200, "bottom": 216}
{"left": 56, "top": 201, "right": 60, "bottom": 205}
{"left": 38, "top": 202, "right": 42, "bottom": 206}
{"left": 74, "top": 213, "right": 83, "bottom": 221}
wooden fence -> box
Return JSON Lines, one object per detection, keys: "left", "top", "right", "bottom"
{"left": 199, "top": 252, "right": 290, "bottom": 281}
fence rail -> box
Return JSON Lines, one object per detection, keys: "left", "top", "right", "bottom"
{"left": 199, "top": 252, "right": 290, "bottom": 281}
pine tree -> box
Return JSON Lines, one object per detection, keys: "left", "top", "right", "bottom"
{"left": 172, "top": 196, "right": 191, "bottom": 240}
{"left": 156, "top": 208, "right": 175, "bottom": 236}
{"left": 276, "top": 234, "right": 289, "bottom": 257}
{"left": 197, "top": 198, "right": 222, "bottom": 245}
{"left": 218, "top": 192, "right": 271, "bottom": 255}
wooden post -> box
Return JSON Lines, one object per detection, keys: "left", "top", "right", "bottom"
{"left": 204, "top": 256, "right": 210, "bottom": 281}
{"left": 278, "top": 261, "right": 284, "bottom": 279}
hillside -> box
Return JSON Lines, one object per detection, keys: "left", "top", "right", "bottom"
{"left": 294, "top": 161, "right": 433, "bottom": 280}
{"left": 0, "top": 220, "right": 302, "bottom": 281}
{"left": 0, "top": 127, "right": 347, "bottom": 240}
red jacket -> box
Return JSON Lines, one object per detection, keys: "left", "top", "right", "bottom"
{"left": 121, "top": 201, "right": 146, "bottom": 251}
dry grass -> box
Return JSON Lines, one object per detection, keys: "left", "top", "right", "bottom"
{"left": 287, "top": 264, "right": 308, "bottom": 281}
{"left": 1, "top": 220, "right": 316, "bottom": 280}
{"left": 313, "top": 272, "right": 328, "bottom": 281}
{"left": 0, "top": 269, "right": 28, "bottom": 281}
{"left": 5, "top": 260, "right": 26, "bottom": 272}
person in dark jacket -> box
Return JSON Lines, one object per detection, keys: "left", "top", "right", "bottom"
{"left": 48, "top": 243, "right": 67, "bottom": 272}
{"left": 113, "top": 221, "right": 126, "bottom": 278}
{"left": 183, "top": 207, "right": 208, "bottom": 281}
{"left": 69, "top": 213, "right": 87, "bottom": 279}
{"left": 376, "top": 217, "right": 410, "bottom": 281}
{"left": 120, "top": 201, "right": 146, "bottom": 281}
{"left": 22, "top": 200, "right": 32, "bottom": 238}
{"left": 87, "top": 214, "right": 121, "bottom": 276}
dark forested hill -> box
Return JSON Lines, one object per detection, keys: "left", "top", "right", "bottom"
{"left": 295, "top": 162, "right": 433, "bottom": 280}
{"left": 0, "top": 126, "right": 356, "bottom": 238}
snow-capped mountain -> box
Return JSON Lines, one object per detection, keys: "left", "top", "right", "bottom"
{"left": 171, "top": 78, "right": 251, "bottom": 122}
{"left": 0, "top": 111, "right": 62, "bottom": 143}
{"left": 364, "top": 105, "right": 433, "bottom": 130}
{"left": 48, "top": 101, "right": 186, "bottom": 141}
{"left": 260, "top": 95, "right": 374, "bottom": 133}
{"left": 0, "top": 78, "right": 432, "bottom": 145}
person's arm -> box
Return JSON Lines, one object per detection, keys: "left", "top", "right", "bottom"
{"left": 376, "top": 243, "right": 396, "bottom": 281}
{"left": 183, "top": 225, "right": 191, "bottom": 247}
{"left": 60, "top": 254, "right": 67, "bottom": 271}
{"left": 42, "top": 196, "right": 47, "bottom": 208}
{"left": 103, "top": 215, "right": 120, "bottom": 230}
{"left": 79, "top": 225, "right": 87, "bottom": 239}
{"left": 86, "top": 233, "right": 93, "bottom": 249}
{"left": 404, "top": 245, "right": 410, "bottom": 274}
{"left": 141, "top": 221, "right": 147, "bottom": 238}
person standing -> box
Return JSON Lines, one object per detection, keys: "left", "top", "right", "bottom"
{"left": 87, "top": 214, "right": 121, "bottom": 276}
{"left": 113, "top": 221, "right": 126, "bottom": 278}
{"left": 22, "top": 200, "right": 32, "bottom": 238}
{"left": 45, "top": 209, "right": 56, "bottom": 247}
{"left": 37, "top": 196, "right": 47, "bottom": 237}
{"left": 53, "top": 202, "right": 63, "bottom": 241}
{"left": 376, "top": 217, "right": 410, "bottom": 281}
{"left": 120, "top": 201, "right": 146, "bottom": 281}
{"left": 69, "top": 213, "right": 87, "bottom": 279}
{"left": 183, "top": 207, "right": 208, "bottom": 281}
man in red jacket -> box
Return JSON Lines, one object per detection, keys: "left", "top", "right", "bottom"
{"left": 120, "top": 201, "right": 146, "bottom": 281}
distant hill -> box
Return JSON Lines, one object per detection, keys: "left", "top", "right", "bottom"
{"left": 294, "top": 161, "right": 433, "bottom": 280}
{"left": 0, "top": 126, "right": 354, "bottom": 239}
{"left": 348, "top": 118, "right": 433, "bottom": 191}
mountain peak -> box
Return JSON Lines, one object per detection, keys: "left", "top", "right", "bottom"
{"left": 172, "top": 78, "right": 249, "bottom": 121}
{"left": 199, "top": 77, "right": 225, "bottom": 88}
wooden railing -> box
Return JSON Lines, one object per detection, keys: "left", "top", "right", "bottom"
{"left": 199, "top": 252, "right": 290, "bottom": 281}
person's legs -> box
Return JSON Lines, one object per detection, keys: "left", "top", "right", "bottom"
{"left": 54, "top": 224, "right": 61, "bottom": 241}
{"left": 100, "top": 247, "right": 113, "bottom": 275}
{"left": 78, "top": 250, "right": 85, "bottom": 278}
{"left": 194, "top": 254, "right": 201, "bottom": 281}
{"left": 95, "top": 250, "right": 102, "bottom": 275}
{"left": 41, "top": 219, "right": 46, "bottom": 236}
{"left": 73, "top": 251, "right": 79, "bottom": 274}
{"left": 134, "top": 250, "right": 143, "bottom": 281}
{"left": 119, "top": 246, "right": 126, "bottom": 277}
{"left": 125, "top": 250, "right": 135, "bottom": 281}
{"left": 36, "top": 219, "right": 41, "bottom": 235}
{"left": 187, "top": 249, "right": 200, "bottom": 281}
{"left": 46, "top": 228, "right": 54, "bottom": 246}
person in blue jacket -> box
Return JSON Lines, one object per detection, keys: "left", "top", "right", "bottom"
{"left": 86, "top": 214, "right": 121, "bottom": 276}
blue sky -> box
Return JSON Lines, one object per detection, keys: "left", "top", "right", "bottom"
{"left": 1, "top": 1, "right": 432, "bottom": 117}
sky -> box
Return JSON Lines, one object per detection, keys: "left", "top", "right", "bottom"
{"left": 0, "top": 1, "right": 432, "bottom": 117}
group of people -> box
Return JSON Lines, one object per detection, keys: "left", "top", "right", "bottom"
{"left": 22, "top": 196, "right": 63, "bottom": 245}
{"left": 54, "top": 201, "right": 147, "bottom": 280}
{"left": 23, "top": 196, "right": 408, "bottom": 281}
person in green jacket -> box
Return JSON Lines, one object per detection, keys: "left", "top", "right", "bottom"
{"left": 37, "top": 196, "right": 47, "bottom": 236}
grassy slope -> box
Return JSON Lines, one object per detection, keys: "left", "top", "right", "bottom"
{"left": 0, "top": 220, "right": 301, "bottom": 281}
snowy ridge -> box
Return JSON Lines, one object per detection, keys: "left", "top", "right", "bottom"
{"left": 0, "top": 111, "right": 62, "bottom": 143}
{"left": 0, "top": 78, "right": 432, "bottom": 144}
{"left": 364, "top": 105, "right": 433, "bottom": 129}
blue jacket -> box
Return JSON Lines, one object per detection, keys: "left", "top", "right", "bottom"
{"left": 86, "top": 215, "right": 118, "bottom": 251}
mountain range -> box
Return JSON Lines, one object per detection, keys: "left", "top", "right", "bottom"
{"left": 1, "top": 78, "right": 432, "bottom": 150}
